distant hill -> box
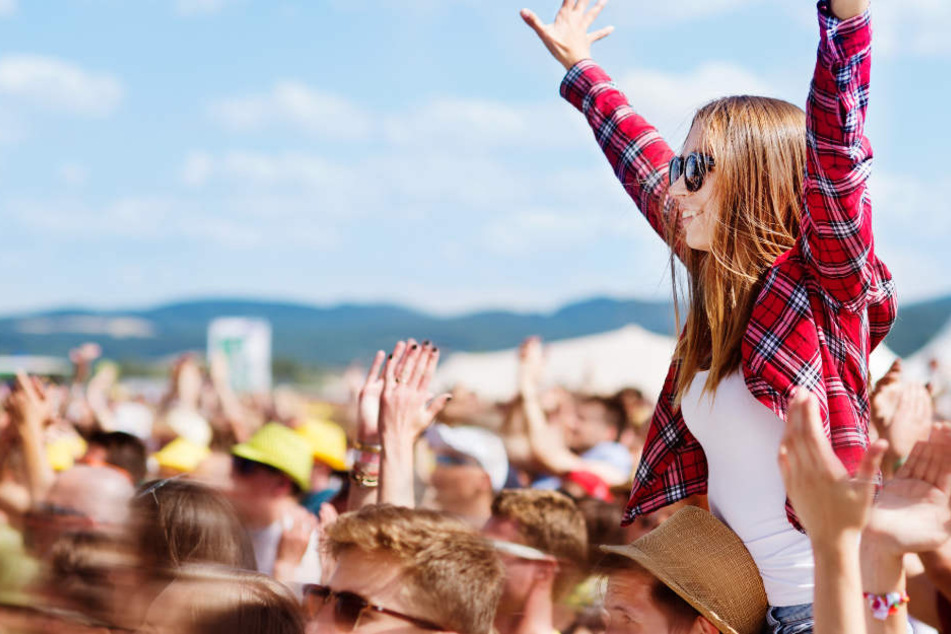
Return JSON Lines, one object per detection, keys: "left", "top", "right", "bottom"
{"left": 0, "top": 293, "right": 946, "bottom": 367}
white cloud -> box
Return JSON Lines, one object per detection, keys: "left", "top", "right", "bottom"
{"left": 59, "top": 163, "right": 89, "bottom": 186}
{"left": 0, "top": 0, "right": 16, "bottom": 18}
{"left": 0, "top": 55, "right": 123, "bottom": 117}
{"left": 209, "top": 81, "right": 372, "bottom": 140}
{"left": 617, "top": 62, "right": 780, "bottom": 144}
{"left": 873, "top": 1, "right": 951, "bottom": 58}
{"left": 182, "top": 151, "right": 213, "bottom": 186}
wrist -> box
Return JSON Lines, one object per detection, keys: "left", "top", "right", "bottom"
{"left": 860, "top": 534, "right": 906, "bottom": 594}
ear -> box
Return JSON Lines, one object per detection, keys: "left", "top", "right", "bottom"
{"left": 692, "top": 615, "right": 719, "bottom": 634}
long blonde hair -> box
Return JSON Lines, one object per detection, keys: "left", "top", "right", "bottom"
{"left": 669, "top": 96, "right": 807, "bottom": 403}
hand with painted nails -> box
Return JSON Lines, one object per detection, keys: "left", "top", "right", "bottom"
{"left": 778, "top": 389, "right": 887, "bottom": 543}
{"left": 520, "top": 0, "right": 614, "bottom": 71}
{"left": 380, "top": 341, "right": 451, "bottom": 443}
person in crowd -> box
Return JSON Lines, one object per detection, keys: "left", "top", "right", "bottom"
{"left": 522, "top": 0, "right": 891, "bottom": 629}
{"left": 80, "top": 430, "right": 147, "bottom": 484}
{"left": 229, "top": 422, "right": 321, "bottom": 586}
{"left": 517, "top": 338, "right": 632, "bottom": 488}
{"left": 426, "top": 423, "right": 509, "bottom": 527}
{"left": 24, "top": 463, "right": 134, "bottom": 559}
{"left": 140, "top": 563, "right": 305, "bottom": 634}
{"left": 309, "top": 503, "right": 504, "bottom": 634}
{"left": 599, "top": 505, "right": 769, "bottom": 634}
{"left": 484, "top": 489, "right": 589, "bottom": 634}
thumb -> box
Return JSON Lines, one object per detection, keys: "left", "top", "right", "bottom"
{"left": 857, "top": 439, "right": 888, "bottom": 483}
{"left": 426, "top": 393, "right": 453, "bottom": 420}
{"left": 520, "top": 9, "right": 547, "bottom": 36}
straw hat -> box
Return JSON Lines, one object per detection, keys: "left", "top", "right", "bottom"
{"left": 600, "top": 506, "right": 768, "bottom": 634}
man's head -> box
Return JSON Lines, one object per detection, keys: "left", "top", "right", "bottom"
{"left": 316, "top": 504, "right": 504, "bottom": 634}
{"left": 426, "top": 425, "right": 508, "bottom": 525}
{"left": 26, "top": 465, "right": 135, "bottom": 558}
{"left": 83, "top": 431, "right": 147, "bottom": 484}
{"left": 564, "top": 396, "right": 625, "bottom": 453}
{"left": 484, "top": 489, "right": 588, "bottom": 613}
{"left": 229, "top": 423, "right": 313, "bottom": 526}
{"left": 599, "top": 506, "right": 768, "bottom": 634}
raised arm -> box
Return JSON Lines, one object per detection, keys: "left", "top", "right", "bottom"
{"left": 522, "top": 1, "right": 679, "bottom": 254}
{"left": 800, "top": 0, "right": 875, "bottom": 310}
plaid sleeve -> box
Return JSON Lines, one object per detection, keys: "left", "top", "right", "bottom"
{"left": 800, "top": 2, "right": 875, "bottom": 312}
{"left": 560, "top": 60, "right": 678, "bottom": 252}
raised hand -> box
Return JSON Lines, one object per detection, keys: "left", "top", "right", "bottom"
{"left": 521, "top": 0, "right": 614, "bottom": 71}
{"left": 870, "top": 359, "right": 934, "bottom": 474}
{"left": 778, "top": 389, "right": 887, "bottom": 543}
{"left": 380, "top": 342, "right": 451, "bottom": 442}
{"left": 518, "top": 336, "right": 545, "bottom": 394}
{"left": 7, "top": 371, "right": 53, "bottom": 432}
{"left": 864, "top": 438, "right": 951, "bottom": 556}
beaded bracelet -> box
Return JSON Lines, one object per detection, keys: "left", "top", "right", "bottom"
{"left": 863, "top": 591, "right": 909, "bottom": 620}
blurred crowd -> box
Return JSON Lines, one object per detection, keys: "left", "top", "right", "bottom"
{"left": 0, "top": 337, "right": 948, "bottom": 634}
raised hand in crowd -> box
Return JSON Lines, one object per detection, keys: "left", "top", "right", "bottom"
{"left": 779, "top": 389, "right": 886, "bottom": 634}
{"left": 274, "top": 504, "right": 319, "bottom": 586}
{"left": 871, "top": 359, "right": 934, "bottom": 478}
{"left": 520, "top": 0, "right": 614, "bottom": 70}
{"left": 379, "top": 341, "right": 451, "bottom": 508}
{"left": 6, "top": 371, "right": 56, "bottom": 505}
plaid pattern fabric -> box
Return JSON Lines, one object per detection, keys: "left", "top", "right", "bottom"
{"left": 560, "top": 2, "right": 896, "bottom": 529}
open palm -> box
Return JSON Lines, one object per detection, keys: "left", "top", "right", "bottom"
{"left": 521, "top": 0, "right": 613, "bottom": 70}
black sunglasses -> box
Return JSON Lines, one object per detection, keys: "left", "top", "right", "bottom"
{"left": 668, "top": 152, "right": 716, "bottom": 192}
{"left": 302, "top": 584, "right": 447, "bottom": 632}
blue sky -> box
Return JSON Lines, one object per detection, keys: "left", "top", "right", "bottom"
{"left": 0, "top": 0, "right": 948, "bottom": 316}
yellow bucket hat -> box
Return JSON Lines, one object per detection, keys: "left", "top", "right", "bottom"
{"left": 232, "top": 422, "right": 314, "bottom": 491}
{"left": 296, "top": 419, "right": 348, "bottom": 472}
{"left": 154, "top": 437, "right": 211, "bottom": 474}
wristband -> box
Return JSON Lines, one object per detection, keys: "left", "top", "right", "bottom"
{"left": 353, "top": 440, "right": 381, "bottom": 454}
{"left": 350, "top": 470, "right": 379, "bottom": 488}
{"left": 863, "top": 592, "right": 909, "bottom": 620}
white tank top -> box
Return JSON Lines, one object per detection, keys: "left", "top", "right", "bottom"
{"left": 681, "top": 371, "right": 814, "bottom": 607}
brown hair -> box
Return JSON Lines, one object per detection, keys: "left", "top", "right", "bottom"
{"left": 667, "top": 95, "right": 806, "bottom": 402}
{"left": 161, "top": 564, "right": 304, "bottom": 634}
{"left": 326, "top": 504, "right": 505, "bottom": 634}
{"left": 491, "top": 489, "right": 589, "bottom": 598}
{"left": 132, "top": 478, "right": 256, "bottom": 574}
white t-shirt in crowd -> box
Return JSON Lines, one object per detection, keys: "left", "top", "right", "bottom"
{"left": 681, "top": 371, "right": 814, "bottom": 607}
{"left": 248, "top": 513, "right": 321, "bottom": 589}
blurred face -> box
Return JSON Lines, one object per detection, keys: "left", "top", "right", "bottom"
{"left": 604, "top": 570, "right": 686, "bottom": 634}
{"left": 564, "top": 401, "right": 615, "bottom": 453}
{"left": 228, "top": 457, "right": 291, "bottom": 525}
{"left": 308, "top": 550, "right": 445, "bottom": 634}
{"left": 669, "top": 124, "right": 719, "bottom": 252}
{"left": 430, "top": 452, "right": 491, "bottom": 518}
{"left": 482, "top": 517, "right": 547, "bottom": 615}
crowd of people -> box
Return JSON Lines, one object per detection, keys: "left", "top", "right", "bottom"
{"left": 1, "top": 0, "right": 946, "bottom": 632}
{"left": 0, "top": 333, "right": 946, "bottom": 634}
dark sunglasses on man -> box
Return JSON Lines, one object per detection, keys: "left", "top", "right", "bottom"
{"left": 668, "top": 152, "right": 716, "bottom": 192}
{"left": 302, "top": 584, "right": 447, "bottom": 632}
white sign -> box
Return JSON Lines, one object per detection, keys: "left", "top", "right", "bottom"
{"left": 208, "top": 317, "right": 272, "bottom": 393}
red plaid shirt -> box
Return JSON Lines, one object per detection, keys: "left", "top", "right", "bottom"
{"left": 560, "top": 3, "right": 896, "bottom": 529}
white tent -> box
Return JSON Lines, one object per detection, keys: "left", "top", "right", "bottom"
{"left": 434, "top": 327, "right": 902, "bottom": 402}
{"left": 434, "top": 325, "right": 677, "bottom": 401}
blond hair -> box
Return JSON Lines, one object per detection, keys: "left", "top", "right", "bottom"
{"left": 668, "top": 95, "right": 806, "bottom": 402}
{"left": 326, "top": 504, "right": 504, "bottom": 634}
{"left": 491, "top": 489, "right": 589, "bottom": 599}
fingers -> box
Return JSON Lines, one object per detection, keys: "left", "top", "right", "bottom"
{"left": 399, "top": 343, "right": 424, "bottom": 385}
{"left": 857, "top": 439, "right": 888, "bottom": 483}
{"left": 393, "top": 338, "right": 418, "bottom": 378}
{"left": 418, "top": 345, "right": 441, "bottom": 393}
{"left": 406, "top": 343, "right": 431, "bottom": 389}
{"left": 584, "top": 0, "right": 608, "bottom": 25}
{"left": 520, "top": 8, "right": 547, "bottom": 37}
{"left": 588, "top": 25, "right": 614, "bottom": 43}
{"left": 384, "top": 341, "right": 407, "bottom": 386}
{"left": 15, "top": 370, "right": 39, "bottom": 403}
{"left": 426, "top": 393, "right": 453, "bottom": 421}
{"left": 364, "top": 350, "right": 386, "bottom": 387}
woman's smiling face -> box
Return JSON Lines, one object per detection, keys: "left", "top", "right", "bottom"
{"left": 669, "top": 123, "right": 719, "bottom": 252}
